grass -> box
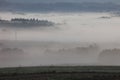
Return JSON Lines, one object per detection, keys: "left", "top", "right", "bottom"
{"left": 1, "top": 66, "right": 120, "bottom": 73}
{"left": 0, "top": 66, "right": 120, "bottom": 80}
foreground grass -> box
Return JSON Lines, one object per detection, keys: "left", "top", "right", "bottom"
{"left": 0, "top": 66, "right": 120, "bottom": 80}
{"left": 1, "top": 66, "right": 120, "bottom": 73}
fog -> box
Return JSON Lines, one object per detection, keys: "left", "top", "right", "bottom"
{"left": 0, "top": 12, "right": 120, "bottom": 67}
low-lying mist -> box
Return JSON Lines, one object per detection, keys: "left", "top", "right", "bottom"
{"left": 0, "top": 12, "right": 120, "bottom": 67}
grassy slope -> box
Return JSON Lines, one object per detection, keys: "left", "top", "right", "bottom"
{"left": 1, "top": 66, "right": 120, "bottom": 74}
{"left": 0, "top": 66, "right": 120, "bottom": 80}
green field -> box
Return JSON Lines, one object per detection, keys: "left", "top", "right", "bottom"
{"left": 0, "top": 66, "right": 120, "bottom": 80}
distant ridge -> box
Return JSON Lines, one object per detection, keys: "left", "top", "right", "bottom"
{"left": 0, "top": 0, "right": 120, "bottom": 12}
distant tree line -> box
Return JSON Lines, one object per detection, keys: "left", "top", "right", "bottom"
{"left": 11, "top": 18, "right": 50, "bottom": 23}
{"left": 0, "top": 18, "right": 55, "bottom": 26}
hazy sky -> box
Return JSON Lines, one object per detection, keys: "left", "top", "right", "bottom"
{"left": 7, "top": 0, "right": 120, "bottom": 3}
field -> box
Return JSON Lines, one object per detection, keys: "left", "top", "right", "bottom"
{"left": 0, "top": 66, "right": 120, "bottom": 80}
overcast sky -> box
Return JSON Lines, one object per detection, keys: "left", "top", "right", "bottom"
{"left": 7, "top": 0, "right": 120, "bottom": 3}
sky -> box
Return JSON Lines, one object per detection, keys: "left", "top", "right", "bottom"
{"left": 7, "top": 0, "right": 120, "bottom": 3}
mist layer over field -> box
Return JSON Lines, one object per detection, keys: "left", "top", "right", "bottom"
{"left": 0, "top": 12, "right": 120, "bottom": 67}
